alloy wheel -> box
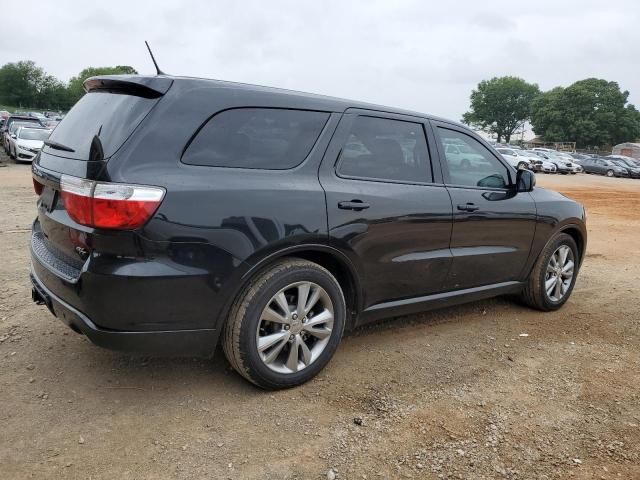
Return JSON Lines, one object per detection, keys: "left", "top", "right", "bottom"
{"left": 256, "top": 281, "right": 334, "bottom": 374}
{"left": 544, "top": 245, "right": 575, "bottom": 302}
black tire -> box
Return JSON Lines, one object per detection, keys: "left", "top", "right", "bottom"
{"left": 222, "top": 258, "right": 346, "bottom": 389}
{"left": 606, "top": 169, "right": 614, "bottom": 177}
{"left": 521, "top": 233, "right": 579, "bottom": 311}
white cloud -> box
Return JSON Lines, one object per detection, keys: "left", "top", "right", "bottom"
{"left": 1, "top": 0, "right": 639, "bottom": 120}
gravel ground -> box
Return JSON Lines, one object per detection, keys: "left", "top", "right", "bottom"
{"left": 1, "top": 152, "right": 639, "bottom": 479}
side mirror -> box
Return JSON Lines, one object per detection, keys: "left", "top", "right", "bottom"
{"left": 10, "top": 133, "right": 16, "bottom": 139}
{"left": 516, "top": 168, "right": 535, "bottom": 192}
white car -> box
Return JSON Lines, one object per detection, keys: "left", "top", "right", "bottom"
{"left": 496, "top": 147, "right": 531, "bottom": 169}
{"left": 526, "top": 152, "right": 557, "bottom": 173}
{"left": 10, "top": 126, "right": 51, "bottom": 162}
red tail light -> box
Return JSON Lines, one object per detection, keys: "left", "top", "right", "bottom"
{"left": 60, "top": 175, "right": 165, "bottom": 230}
{"left": 33, "top": 178, "right": 44, "bottom": 196}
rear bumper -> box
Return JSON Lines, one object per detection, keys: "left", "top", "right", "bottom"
{"left": 31, "top": 269, "right": 218, "bottom": 357}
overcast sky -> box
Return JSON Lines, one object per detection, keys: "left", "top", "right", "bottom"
{"left": 2, "top": 0, "right": 639, "bottom": 121}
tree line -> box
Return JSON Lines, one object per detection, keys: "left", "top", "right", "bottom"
{"left": 0, "top": 61, "right": 137, "bottom": 111}
{"left": 463, "top": 76, "right": 640, "bottom": 148}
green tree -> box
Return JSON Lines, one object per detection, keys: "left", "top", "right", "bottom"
{"left": 66, "top": 65, "right": 138, "bottom": 105}
{"left": 0, "top": 60, "right": 45, "bottom": 107}
{"left": 530, "top": 79, "right": 640, "bottom": 148}
{"left": 462, "top": 76, "right": 540, "bottom": 143}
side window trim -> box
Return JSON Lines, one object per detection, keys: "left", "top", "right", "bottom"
{"left": 430, "top": 120, "right": 515, "bottom": 190}
{"left": 332, "top": 113, "right": 440, "bottom": 186}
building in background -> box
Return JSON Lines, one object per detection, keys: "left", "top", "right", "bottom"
{"left": 611, "top": 142, "right": 640, "bottom": 159}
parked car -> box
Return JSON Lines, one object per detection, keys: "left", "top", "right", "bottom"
{"left": 608, "top": 159, "right": 640, "bottom": 178}
{"left": 607, "top": 154, "right": 640, "bottom": 167}
{"left": 27, "top": 112, "right": 47, "bottom": 121}
{"left": 580, "top": 157, "right": 627, "bottom": 177}
{"left": 41, "top": 119, "right": 59, "bottom": 130}
{"left": 533, "top": 151, "right": 581, "bottom": 174}
{"left": 441, "top": 141, "right": 492, "bottom": 169}
{"left": 609, "top": 156, "right": 640, "bottom": 170}
{"left": 569, "top": 153, "right": 592, "bottom": 163}
{"left": 2, "top": 115, "right": 43, "bottom": 152}
{"left": 496, "top": 148, "right": 531, "bottom": 169}
{"left": 9, "top": 126, "right": 51, "bottom": 162}
{"left": 532, "top": 151, "right": 570, "bottom": 174}
{"left": 529, "top": 157, "right": 557, "bottom": 174}
{"left": 30, "top": 74, "right": 587, "bottom": 389}
{"left": 6, "top": 121, "right": 41, "bottom": 157}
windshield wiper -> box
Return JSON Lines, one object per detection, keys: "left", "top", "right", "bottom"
{"left": 44, "top": 140, "right": 75, "bottom": 153}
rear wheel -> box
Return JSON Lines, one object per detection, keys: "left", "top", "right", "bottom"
{"left": 222, "top": 259, "right": 346, "bottom": 389}
{"left": 521, "top": 233, "right": 579, "bottom": 311}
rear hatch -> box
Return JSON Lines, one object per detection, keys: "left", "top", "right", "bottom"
{"left": 32, "top": 75, "right": 172, "bottom": 279}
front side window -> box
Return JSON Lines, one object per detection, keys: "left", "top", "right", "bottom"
{"left": 436, "top": 127, "right": 510, "bottom": 189}
{"left": 336, "top": 116, "right": 432, "bottom": 183}
{"left": 183, "top": 108, "right": 329, "bottom": 169}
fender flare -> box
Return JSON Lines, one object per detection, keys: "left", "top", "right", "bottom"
{"left": 213, "top": 244, "right": 363, "bottom": 332}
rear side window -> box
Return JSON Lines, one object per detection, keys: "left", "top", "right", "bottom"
{"left": 46, "top": 92, "right": 158, "bottom": 161}
{"left": 183, "top": 108, "right": 329, "bottom": 169}
{"left": 336, "top": 116, "right": 432, "bottom": 183}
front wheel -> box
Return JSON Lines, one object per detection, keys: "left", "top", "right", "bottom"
{"left": 521, "top": 233, "right": 579, "bottom": 311}
{"left": 606, "top": 169, "right": 614, "bottom": 177}
{"left": 222, "top": 258, "right": 346, "bottom": 389}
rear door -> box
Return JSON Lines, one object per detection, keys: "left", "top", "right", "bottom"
{"left": 319, "top": 110, "right": 453, "bottom": 313}
{"left": 431, "top": 122, "right": 537, "bottom": 290}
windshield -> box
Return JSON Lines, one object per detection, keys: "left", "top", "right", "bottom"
{"left": 18, "top": 128, "right": 51, "bottom": 141}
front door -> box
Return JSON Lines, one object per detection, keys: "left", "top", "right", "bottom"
{"left": 319, "top": 112, "right": 453, "bottom": 311}
{"left": 432, "top": 122, "right": 537, "bottom": 290}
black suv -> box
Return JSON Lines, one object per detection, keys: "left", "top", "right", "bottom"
{"left": 30, "top": 75, "right": 586, "bottom": 389}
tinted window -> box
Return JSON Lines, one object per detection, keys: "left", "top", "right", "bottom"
{"left": 436, "top": 128, "right": 510, "bottom": 189}
{"left": 337, "top": 116, "right": 432, "bottom": 183}
{"left": 183, "top": 108, "right": 329, "bottom": 169}
{"left": 46, "top": 92, "right": 158, "bottom": 161}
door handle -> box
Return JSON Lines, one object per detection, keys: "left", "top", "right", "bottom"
{"left": 457, "top": 203, "right": 480, "bottom": 212}
{"left": 338, "top": 200, "right": 370, "bottom": 211}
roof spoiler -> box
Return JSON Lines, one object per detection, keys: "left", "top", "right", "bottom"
{"left": 83, "top": 75, "right": 173, "bottom": 98}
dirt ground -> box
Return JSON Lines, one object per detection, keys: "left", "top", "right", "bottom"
{"left": 1, "top": 154, "right": 639, "bottom": 480}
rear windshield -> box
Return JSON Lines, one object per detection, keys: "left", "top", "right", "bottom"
{"left": 44, "top": 91, "right": 158, "bottom": 160}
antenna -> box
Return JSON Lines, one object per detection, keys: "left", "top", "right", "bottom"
{"left": 145, "top": 41, "right": 165, "bottom": 75}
